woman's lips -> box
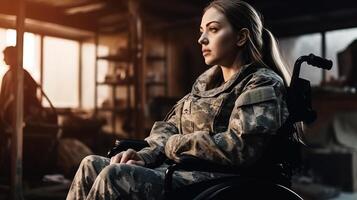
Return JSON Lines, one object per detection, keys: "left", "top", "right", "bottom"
{"left": 202, "top": 49, "right": 211, "bottom": 56}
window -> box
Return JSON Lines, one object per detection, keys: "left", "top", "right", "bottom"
{"left": 81, "top": 43, "right": 109, "bottom": 109}
{"left": 43, "top": 36, "right": 79, "bottom": 108}
{"left": 279, "top": 33, "right": 322, "bottom": 85}
{"left": 326, "top": 27, "right": 357, "bottom": 80}
{"left": 0, "top": 29, "right": 41, "bottom": 86}
{"left": 0, "top": 28, "right": 8, "bottom": 81}
{"left": 0, "top": 29, "right": 111, "bottom": 109}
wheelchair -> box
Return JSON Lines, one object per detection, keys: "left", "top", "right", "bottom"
{"left": 108, "top": 54, "right": 333, "bottom": 200}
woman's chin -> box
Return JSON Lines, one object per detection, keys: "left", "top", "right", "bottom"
{"left": 204, "top": 58, "right": 215, "bottom": 66}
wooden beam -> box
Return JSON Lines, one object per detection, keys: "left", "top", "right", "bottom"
{"left": 67, "top": 2, "right": 127, "bottom": 20}
{"left": 265, "top": 0, "right": 357, "bottom": 20}
{"left": 268, "top": 9, "right": 357, "bottom": 37}
{"left": 0, "top": 15, "right": 94, "bottom": 41}
{"left": 0, "top": 0, "right": 97, "bottom": 31}
{"left": 60, "top": 0, "right": 105, "bottom": 9}
{"left": 64, "top": 2, "right": 106, "bottom": 15}
{"left": 26, "top": 1, "right": 97, "bottom": 31}
{"left": 124, "top": 0, "right": 204, "bottom": 25}
{"left": 141, "top": 0, "right": 202, "bottom": 18}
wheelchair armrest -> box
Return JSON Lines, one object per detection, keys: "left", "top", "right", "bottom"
{"left": 164, "top": 155, "right": 240, "bottom": 194}
{"left": 107, "top": 139, "right": 149, "bottom": 158}
{"left": 170, "top": 155, "right": 239, "bottom": 173}
{"left": 164, "top": 155, "right": 291, "bottom": 195}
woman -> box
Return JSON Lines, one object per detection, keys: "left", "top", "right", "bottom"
{"left": 66, "top": 0, "right": 292, "bottom": 199}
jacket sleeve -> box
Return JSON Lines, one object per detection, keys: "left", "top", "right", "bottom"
{"left": 164, "top": 79, "right": 289, "bottom": 166}
{"left": 137, "top": 97, "right": 184, "bottom": 167}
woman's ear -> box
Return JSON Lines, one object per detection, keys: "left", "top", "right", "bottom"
{"left": 236, "top": 28, "right": 250, "bottom": 47}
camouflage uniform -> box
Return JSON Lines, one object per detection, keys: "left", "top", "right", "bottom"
{"left": 67, "top": 63, "right": 289, "bottom": 200}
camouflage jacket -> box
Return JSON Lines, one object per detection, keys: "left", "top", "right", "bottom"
{"left": 138, "top": 63, "right": 289, "bottom": 167}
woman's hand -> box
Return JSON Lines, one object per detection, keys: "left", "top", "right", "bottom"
{"left": 110, "top": 148, "right": 145, "bottom": 166}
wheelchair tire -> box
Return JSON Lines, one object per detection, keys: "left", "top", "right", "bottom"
{"left": 193, "top": 179, "right": 303, "bottom": 200}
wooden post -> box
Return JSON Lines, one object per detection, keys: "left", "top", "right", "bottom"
{"left": 39, "top": 35, "right": 44, "bottom": 101}
{"left": 78, "top": 41, "right": 83, "bottom": 108}
{"left": 128, "top": 0, "right": 144, "bottom": 138}
{"left": 321, "top": 31, "right": 326, "bottom": 84}
{"left": 94, "top": 34, "right": 98, "bottom": 114}
{"left": 11, "top": 0, "right": 25, "bottom": 199}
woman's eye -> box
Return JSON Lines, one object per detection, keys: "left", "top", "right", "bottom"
{"left": 209, "top": 27, "right": 218, "bottom": 33}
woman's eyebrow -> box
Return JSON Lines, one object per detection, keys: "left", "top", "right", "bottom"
{"left": 200, "top": 21, "right": 220, "bottom": 30}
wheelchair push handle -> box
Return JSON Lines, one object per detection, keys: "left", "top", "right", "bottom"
{"left": 306, "top": 54, "right": 333, "bottom": 70}
{"left": 292, "top": 54, "right": 333, "bottom": 85}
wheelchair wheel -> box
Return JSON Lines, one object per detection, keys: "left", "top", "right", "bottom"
{"left": 193, "top": 179, "right": 303, "bottom": 200}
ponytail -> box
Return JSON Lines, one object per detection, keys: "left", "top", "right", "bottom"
{"left": 261, "top": 28, "right": 291, "bottom": 86}
{"left": 262, "top": 28, "right": 306, "bottom": 143}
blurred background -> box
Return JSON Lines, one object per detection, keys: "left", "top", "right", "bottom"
{"left": 0, "top": 0, "right": 357, "bottom": 199}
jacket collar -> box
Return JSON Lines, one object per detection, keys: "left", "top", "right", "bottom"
{"left": 191, "top": 63, "right": 257, "bottom": 97}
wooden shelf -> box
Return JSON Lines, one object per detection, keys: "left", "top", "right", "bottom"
{"left": 97, "top": 79, "right": 133, "bottom": 86}
{"left": 145, "top": 81, "right": 166, "bottom": 86}
{"left": 97, "top": 55, "right": 131, "bottom": 62}
{"left": 97, "top": 107, "right": 131, "bottom": 114}
{"left": 146, "top": 55, "right": 166, "bottom": 62}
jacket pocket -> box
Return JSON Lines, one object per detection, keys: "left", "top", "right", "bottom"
{"left": 190, "top": 97, "right": 223, "bottom": 132}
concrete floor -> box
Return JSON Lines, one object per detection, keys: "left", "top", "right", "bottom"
{"left": 330, "top": 193, "right": 357, "bottom": 200}
{"left": 293, "top": 183, "right": 357, "bottom": 200}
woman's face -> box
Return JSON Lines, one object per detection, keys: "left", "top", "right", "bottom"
{"left": 198, "top": 7, "right": 238, "bottom": 67}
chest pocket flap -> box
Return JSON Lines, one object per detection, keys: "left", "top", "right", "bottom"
{"left": 236, "top": 86, "right": 277, "bottom": 107}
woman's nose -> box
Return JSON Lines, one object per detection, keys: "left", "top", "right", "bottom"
{"left": 198, "top": 33, "right": 208, "bottom": 45}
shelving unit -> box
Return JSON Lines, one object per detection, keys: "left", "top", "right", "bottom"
{"left": 92, "top": 0, "right": 147, "bottom": 138}
{"left": 145, "top": 58, "right": 167, "bottom": 99}
{"left": 144, "top": 35, "right": 169, "bottom": 102}
{"left": 94, "top": 49, "right": 134, "bottom": 135}
{"left": 92, "top": 1, "right": 172, "bottom": 139}
{"left": 141, "top": 35, "right": 169, "bottom": 133}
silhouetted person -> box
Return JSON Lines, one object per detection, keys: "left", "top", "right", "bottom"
{"left": 0, "top": 46, "right": 42, "bottom": 132}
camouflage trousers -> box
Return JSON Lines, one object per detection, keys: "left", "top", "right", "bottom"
{"left": 66, "top": 155, "right": 224, "bottom": 200}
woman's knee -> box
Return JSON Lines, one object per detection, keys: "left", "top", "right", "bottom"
{"left": 80, "top": 155, "right": 109, "bottom": 169}
{"left": 99, "top": 163, "right": 128, "bottom": 178}
{"left": 98, "top": 163, "right": 145, "bottom": 185}
{"left": 81, "top": 155, "right": 99, "bottom": 165}
{"left": 95, "top": 164, "right": 165, "bottom": 199}
{"left": 82, "top": 155, "right": 101, "bottom": 162}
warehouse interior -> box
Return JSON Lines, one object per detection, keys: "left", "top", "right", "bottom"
{"left": 0, "top": 0, "right": 357, "bottom": 199}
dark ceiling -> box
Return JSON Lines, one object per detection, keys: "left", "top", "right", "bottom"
{"left": 0, "top": 0, "right": 357, "bottom": 38}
